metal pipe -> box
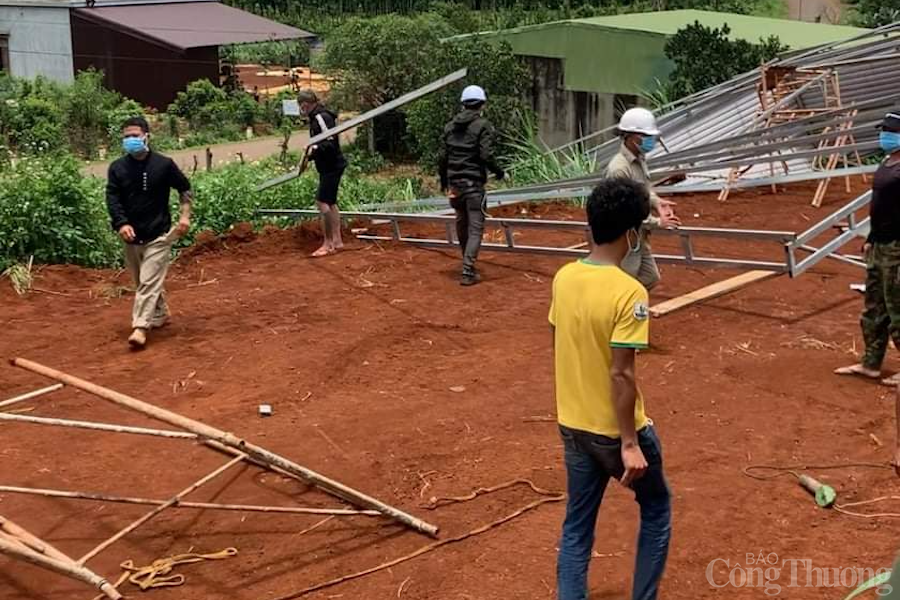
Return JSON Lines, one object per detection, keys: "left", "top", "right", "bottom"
{"left": 0, "top": 486, "right": 381, "bottom": 516}
{"left": 0, "top": 384, "right": 64, "bottom": 409}
{"left": 0, "top": 412, "right": 199, "bottom": 439}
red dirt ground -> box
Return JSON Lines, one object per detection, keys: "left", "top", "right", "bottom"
{"left": 1, "top": 180, "right": 898, "bottom": 600}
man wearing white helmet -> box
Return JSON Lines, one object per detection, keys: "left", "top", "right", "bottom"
{"left": 606, "top": 108, "right": 681, "bottom": 290}
{"left": 438, "top": 84, "right": 505, "bottom": 286}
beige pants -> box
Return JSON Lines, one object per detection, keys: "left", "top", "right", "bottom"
{"left": 124, "top": 235, "right": 172, "bottom": 330}
{"left": 621, "top": 238, "right": 660, "bottom": 290}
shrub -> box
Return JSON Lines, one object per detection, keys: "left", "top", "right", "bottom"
{"left": 0, "top": 154, "right": 119, "bottom": 270}
{"left": 664, "top": 21, "right": 788, "bottom": 99}
{"left": 405, "top": 38, "right": 531, "bottom": 169}
{"left": 316, "top": 14, "right": 455, "bottom": 110}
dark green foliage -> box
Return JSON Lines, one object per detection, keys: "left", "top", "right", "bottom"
{"left": 0, "top": 154, "right": 120, "bottom": 270}
{"left": 664, "top": 21, "right": 788, "bottom": 99}
{"left": 847, "top": 0, "right": 900, "bottom": 27}
{"left": 405, "top": 39, "right": 530, "bottom": 168}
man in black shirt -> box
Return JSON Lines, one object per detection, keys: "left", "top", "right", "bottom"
{"left": 836, "top": 113, "right": 900, "bottom": 384}
{"left": 298, "top": 90, "right": 347, "bottom": 257}
{"left": 438, "top": 85, "right": 505, "bottom": 286}
{"left": 106, "top": 116, "right": 192, "bottom": 349}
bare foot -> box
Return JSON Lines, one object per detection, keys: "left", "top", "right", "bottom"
{"left": 311, "top": 246, "right": 335, "bottom": 258}
{"left": 834, "top": 364, "right": 881, "bottom": 379}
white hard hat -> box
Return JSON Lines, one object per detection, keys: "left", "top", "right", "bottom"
{"left": 461, "top": 85, "right": 487, "bottom": 103}
{"left": 617, "top": 107, "right": 659, "bottom": 136}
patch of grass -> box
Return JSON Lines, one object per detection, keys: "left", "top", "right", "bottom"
{"left": 3, "top": 257, "right": 33, "bottom": 295}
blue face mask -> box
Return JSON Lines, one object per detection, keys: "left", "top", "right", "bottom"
{"left": 639, "top": 135, "right": 656, "bottom": 154}
{"left": 122, "top": 135, "right": 147, "bottom": 155}
{"left": 880, "top": 131, "right": 900, "bottom": 154}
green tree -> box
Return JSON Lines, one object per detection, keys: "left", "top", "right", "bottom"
{"left": 405, "top": 38, "right": 530, "bottom": 168}
{"left": 849, "top": 0, "right": 900, "bottom": 27}
{"left": 316, "top": 14, "right": 455, "bottom": 110}
{"left": 664, "top": 21, "right": 788, "bottom": 99}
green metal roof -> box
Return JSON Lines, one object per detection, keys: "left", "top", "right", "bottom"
{"left": 459, "top": 10, "right": 870, "bottom": 96}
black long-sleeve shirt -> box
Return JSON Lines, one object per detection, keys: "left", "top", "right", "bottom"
{"left": 308, "top": 105, "right": 347, "bottom": 174}
{"left": 868, "top": 160, "right": 900, "bottom": 244}
{"left": 438, "top": 108, "right": 504, "bottom": 191}
{"left": 106, "top": 151, "right": 191, "bottom": 245}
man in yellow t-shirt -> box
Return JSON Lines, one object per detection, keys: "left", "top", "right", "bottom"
{"left": 550, "top": 177, "right": 671, "bottom": 600}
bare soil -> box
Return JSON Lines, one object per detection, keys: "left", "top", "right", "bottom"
{"left": 1, "top": 179, "right": 897, "bottom": 600}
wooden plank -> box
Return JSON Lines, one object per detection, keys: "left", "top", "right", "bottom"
{"left": 650, "top": 270, "right": 780, "bottom": 317}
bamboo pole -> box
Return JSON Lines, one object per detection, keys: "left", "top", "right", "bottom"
{"left": 0, "top": 515, "right": 69, "bottom": 562}
{"left": 0, "top": 412, "right": 198, "bottom": 440}
{"left": 0, "top": 532, "right": 121, "bottom": 599}
{"left": 0, "top": 485, "right": 380, "bottom": 516}
{"left": 0, "top": 383, "right": 63, "bottom": 409}
{"left": 12, "top": 358, "right": 439, "bottom": 538}
{"left": 78, "top": 454, "right": 246, "bottom": 565}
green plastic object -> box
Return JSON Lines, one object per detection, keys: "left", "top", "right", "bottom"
{"left": 798, "top": 475, "right": 837, "bottom": 508}
{"left": 815, "top": 484, "right": 837, "bottom": 508}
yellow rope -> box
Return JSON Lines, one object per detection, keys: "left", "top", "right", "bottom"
{"left": 95, "top": 547, "right": 238, "bottom": 598}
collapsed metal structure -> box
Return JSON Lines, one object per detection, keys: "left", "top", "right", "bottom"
{"left": 258, "top": 25, "right": 900, "bottom": 291}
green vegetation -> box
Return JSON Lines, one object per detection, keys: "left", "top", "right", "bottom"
{"left": 227, "top": 0, "right": 786, "bottom": 34}
{"left": 0, "top": 146, "right": 431, "bottom": 271}
{"left": 221, "top": 39, "right": 311, "bottom": 69}
{"left": 317, "top": 14, "right": 530, "bottom": 166}
{"left": 504, "top": 111, "right": 599, "bottom": 183}
{"left": 0, "top": 70, "right": 298, "bottom": 161}
{"left": 847, "top": 0, "right": 900, "bottom": 27}
{"left": 662, "top": 21, "right": 787, "bottom": 99}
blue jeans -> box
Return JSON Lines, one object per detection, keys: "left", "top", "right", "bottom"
{"left": 557, "top": 424, "right": 671, "bottom": 600}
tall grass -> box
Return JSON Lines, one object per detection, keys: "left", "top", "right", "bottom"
{"left": 504, "top": 110, "right": 598, "bottom": 185}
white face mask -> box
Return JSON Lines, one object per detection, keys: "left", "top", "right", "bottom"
{"left": 626, "top": 228, "right": 642, "bottom": 254}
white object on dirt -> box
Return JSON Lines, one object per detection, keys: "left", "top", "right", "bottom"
{"left": 850, "top": 283, "right": 866, "bottom": 294}
{"left": 258, "top": 404, "right": 273, "bottom": 417}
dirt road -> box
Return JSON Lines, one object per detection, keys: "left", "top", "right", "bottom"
{"left": 84, "top": 127, "right": 357, "bottom": 178}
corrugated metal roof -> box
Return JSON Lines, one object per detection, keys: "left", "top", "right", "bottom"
{"left": 72, "top": 2, "right": 314, "bottom": 51}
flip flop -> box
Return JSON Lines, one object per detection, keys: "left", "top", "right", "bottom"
{"left": 881, "top": 373, "right": 900, "bottom": 386}
{"left": 311, "top": 247, "right": 335, "bottom": 258}
{"left": 833, "top": 364, "right": 881, "bottom": 379}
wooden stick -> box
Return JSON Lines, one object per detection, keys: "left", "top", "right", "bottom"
{"left": 77, "top": 454, "right": 247, "bottom": 565}
{"left": 0, "top": 485, "right": 380, "bottom": 516}
{"left": 0, "top": 515, "right": 69, "bottom": 562}
{"left": 650, "top": 271, "right": 780, "bottom": 317}
{"left": 0, "top": 383, "right": 63, "bottom": 409}
{"left": 12, "top": 358, "right": 439, "bottom": 538}
{"left": 0, "top": 531, "right": 121, "bottom": 599}
{"left": 0, "top": 412, "right": 198, "bottom": 439}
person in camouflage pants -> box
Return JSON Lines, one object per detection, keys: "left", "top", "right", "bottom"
{"left": 837, "top": 113, "right": 900, "bottom": 385}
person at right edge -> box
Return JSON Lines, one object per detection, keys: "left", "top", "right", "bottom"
{"left": 606, "top": 108, "right": 680, "bottom": 290}
{"left": 836, "top": 112, "right": 900, "bottom": 386}
{"left": 550, "top": 177, "right": 671, "bottom": 600}
{"left": 439, "top": 85, "right": 505, "bottom": 286}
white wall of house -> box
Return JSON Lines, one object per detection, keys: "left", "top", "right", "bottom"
{"left": 0, "top": 5, "right": 73, "bottom": 82}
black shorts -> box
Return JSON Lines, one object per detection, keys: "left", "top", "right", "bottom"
{"left": 316, "top": 168, "right": 345, "bottom": 205}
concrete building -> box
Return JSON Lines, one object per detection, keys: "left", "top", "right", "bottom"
{"left": 0, "top": 0, "right": 313, "bottom": 107}
{"left": 459, "top": 10, "right": 868, "bottom": 148}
